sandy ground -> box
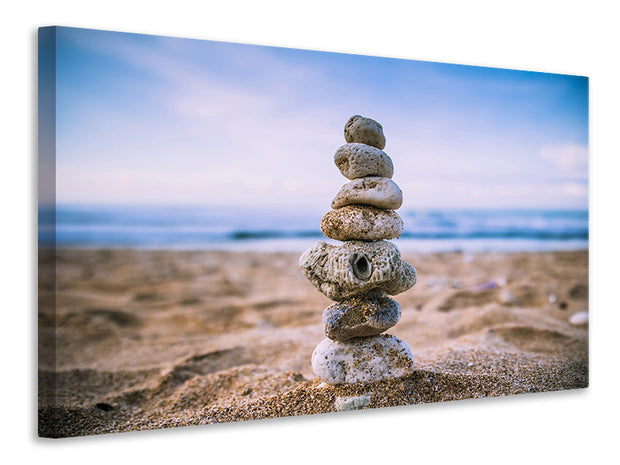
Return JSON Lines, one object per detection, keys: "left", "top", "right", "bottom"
{"left": 38, "top": 248, "right": 588, "bottom": 437}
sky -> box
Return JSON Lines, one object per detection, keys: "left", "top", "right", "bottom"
{"left": 51, "top": 26, "right": 588, "bottom": 210}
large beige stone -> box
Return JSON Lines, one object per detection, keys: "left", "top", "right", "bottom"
{"left": 321, "top": 205, "right": 403, "bottom": 241}
{"left": 331, "top": 176, "right": 403, "bottom": 210}
{"left": 311, "top": 334, "right": 415, "bottom": 384}
{"left": 334, "top": 143, "right": 394, "bottom": 180}
{"left": 344, "top": 115, "right": 386, "bottom": 150}
{"left": 299, "top": 240, "right": 417, "bottom": 301}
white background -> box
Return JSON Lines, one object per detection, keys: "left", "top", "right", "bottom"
{"left": 2, "top": 1, "right": 618, "bottom": 463}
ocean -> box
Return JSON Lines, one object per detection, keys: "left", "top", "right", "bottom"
{"left": 39, "top": 205, "right": 588, "bottom": 253}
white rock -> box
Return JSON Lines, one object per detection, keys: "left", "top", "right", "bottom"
{"left": 499, "top": 289, "right": 517, "bottom": 305}
{"left": 334, "top": 143, "right": 394, "bottom": 180}
{"left": 299, "top": 240, "right": 417, "bottom": 301}
{"left": 344, "top": 115, "right": 386, "bottom": 150}
{"left": 311, "top": 334, "right": 415, "bottom": 384}
{"left": 320, "top": 205, "right": 403, "bottom": 241}
{"left": 569, "top": 311, "right": 589, "bottom": 326}
{"left": 331, "top": 177, "right": 403, "bottom": 210}
{"left": 334, "top": 394, "right": 371, "bottom": 411}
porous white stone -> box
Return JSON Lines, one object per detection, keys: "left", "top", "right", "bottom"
{"left": 344, "top": 115, "right": 386, "bottom": 150}
{"left": 311, "top": 334, "right": 415, "bottom": 384}
{"left": 334, "top": 143, "right": 394, "bottom": 180}
{"left": 321, "top": 205, "right": 403, "bottom": 241}
{"left": 299, "top": 240, "right": 417, "bottom": 301}
{"left": 331, "top": 177, "right": 403, "bottom": 210}
{"left": 323, "top": 296, "right": 401, "bottom": 341}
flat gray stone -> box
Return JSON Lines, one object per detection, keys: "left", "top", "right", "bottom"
{"left": 334, "top": 143, "right": 394, "bottom": 180}
{"left": 332, "top": 176, "right": 403, "bottom": 210}
{"left": 320, "top": 205, "right": 403, "bottom": 241}
{"left": 311, "top": 334, "right": 415, "bottom": 384}
{"left": 323, "top": 296, "right": 401, "bottom": 341}
{"left": 344, "top": 115, "right": 386, "bottom": 150}
{"left": 299, "top": 240, "right": 417, "bottom": 301}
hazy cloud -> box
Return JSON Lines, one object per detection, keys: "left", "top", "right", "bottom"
{"left": 540, "top": 144, "right": 588, "bottom": 179}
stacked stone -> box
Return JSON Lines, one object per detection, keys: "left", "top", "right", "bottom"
{"left": 300, "top": 115, "right": 418, "bottom": 385}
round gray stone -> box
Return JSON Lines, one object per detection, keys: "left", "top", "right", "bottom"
{"left": 311, "top": 334, "right": 415, "bottom": 384}
{"left": 344, "top": 115, "right": 386, "bottom": 150}
{"left": 334, "top": 143, "right": 394, "bottom": 180}
{"left": 323, "top": 296, "right": 401, "bottom": 341}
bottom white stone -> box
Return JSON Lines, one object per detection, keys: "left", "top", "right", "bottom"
{"left": 311, "top": 334, "right": 414, "bottom": 385}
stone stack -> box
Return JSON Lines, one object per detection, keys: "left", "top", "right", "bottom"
{"left": 299, "top": 115, "right": 418, "bottom": 385}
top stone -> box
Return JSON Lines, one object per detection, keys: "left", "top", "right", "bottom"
{"left": 344, "top": 115, "right": 386, "bottom": 150}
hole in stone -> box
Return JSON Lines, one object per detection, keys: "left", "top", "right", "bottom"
{"left": 95, "top": 403, "right": 114, "bottom": 412}
{"left": 351, "top": 253, "right": 372, "bottom": 280}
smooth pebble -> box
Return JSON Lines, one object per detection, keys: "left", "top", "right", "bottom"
{"left": 569, "top": 311, "right": 589, "bottom": 326}
{"left": 331, "top": 176, "right": 403, "bottom": 210}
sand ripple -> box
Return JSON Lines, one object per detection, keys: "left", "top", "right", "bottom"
{"left": 38, "top": 249, "right": 588, "bottom": 437}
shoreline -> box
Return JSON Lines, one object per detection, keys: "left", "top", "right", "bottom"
{"left": 48, "top": 240, "right": 590, "bottom": 254}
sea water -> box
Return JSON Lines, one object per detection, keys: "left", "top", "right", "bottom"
{"left": 40, "top": 205, "right": 588, "bottom": 253}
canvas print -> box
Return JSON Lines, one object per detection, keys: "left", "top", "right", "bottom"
{"left": 38, "top": 26, "right": 589, "bottom": 438}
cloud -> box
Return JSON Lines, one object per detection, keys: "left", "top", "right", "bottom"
{"left": 561, "top": 181, "right": 588, "bottom": 198}
{"left": 540, "top": 144, "right": 588, "bottom": 179}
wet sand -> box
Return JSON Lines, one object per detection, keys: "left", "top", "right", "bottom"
{"left": 38, "top": 249, "right": 588, "bottom": 437}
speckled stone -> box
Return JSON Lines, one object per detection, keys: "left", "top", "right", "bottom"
{"left": 331, "top": 177, "right": 403, "bottom": 210}
{"left": 299, "top": 240, "right": 417, "bottom": 301}
{"left": 311, "top": 334, "right": 415, "bottom": 384}
{"left": 321, "top": 205, "right": 403, "bottom": 241}
{"left": 334, "top": 143, "right": 394, "bottom": 180}
{"left": 344, "top": 115, "right": 386, "bottom": 150}
{"left": 323, "top": 296, "right": 401, "bottom": 341}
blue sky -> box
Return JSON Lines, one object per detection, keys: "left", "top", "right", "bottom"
{"left": 52, "top": 26, "right": 588, "bottom": 209}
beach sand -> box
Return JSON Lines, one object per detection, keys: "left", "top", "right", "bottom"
{"left": 38, "top": 249, "right": 588, "bottom": 438}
